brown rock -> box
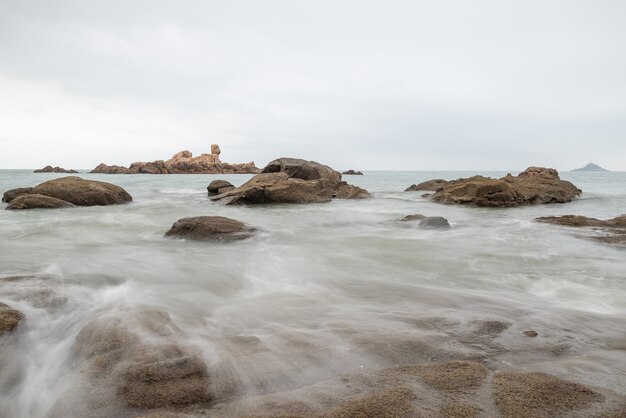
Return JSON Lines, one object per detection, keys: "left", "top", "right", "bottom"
{"left": 0, "top": 302, "right": 24, "bottom": 336}
{"left": 405, "top": 179, "right": 449, "bottom": 192}
{"left": 207, "top": 180, "right": 234, "bottom": 195}
{"left": 6, "top": 194, "right": 75, "bottom": 210}
{"left": 493, "top": 371, "right": 603, "bottom": 418}
{"left": 536, "top": 214, "right": 626, "bottom": 228}
{"left": 430, "top": 167, "right": 581, "bottom": 207}
{"left": 34, "top": 165, "right": 78, "bottom": 173}
{"left": 402, "top": 361, "right": 488, "bottom": 391}
{"left": 439, "top": 403, "right": 480, "bottom": 418}
{"left": 329, "top": 388, "right": 419, "bottom": 418}
{"left": 212, "top": 158, "right": 370, "bottom": 205}
{"left": 523, "top": 330, "right": 538, "bottom": 337}
{"left": 2, "top": 187, "right": 33, "bottom": 203}
{"left": 31, "top": 176, "right": 132, "bottom": 206}
{"left": 165, "top": 216, "right": 255, "bottom": 241}
{"left": 90, "top": 163, "right": 132, "bottom": 174}
{"left": 342, "top": 170, "right": 363, "bottom": 175}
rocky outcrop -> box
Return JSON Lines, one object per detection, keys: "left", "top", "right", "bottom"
{"left": 428, "top": 167, "right": 581, "bottom": 207}
{"left": 207, "top": 180, "right": 234, "bottom": 195}
{"left": 6, "top": 194, "right": 75, "bottom": 210}
{"left": 536, "top": 215, "right": 626, "bottom": 246}
{"left": 342, "top": 170, "right": 363, "bottom": 175}
{"left": 90, "top": 145, "right": 259, "bottom": 174}
{"left": 211, "top": 158, "right": 370, "bottom": 205}
{"left": 2, "top": 187, "right": 33, "bottom": 203}
{"left": 405, "top": 179, "right": 449, "bottom": 192}
{"left": 0, "top": 303, "right": 23, "bottom": 336}
{"left": 165, "top": 216, "right": 255, "bottom": 241}
{"left": 3, "top": 177, "right": 132, "bottom": 209}
{"left": 34, "top": 165, "right": 78, "bottom": 173}
{"left": 418, "top": 216, "right": 451, "bottom": 229}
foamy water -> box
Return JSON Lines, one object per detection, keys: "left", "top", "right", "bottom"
{"left": 1, "top": 169, "right": 625, "bottom": 417}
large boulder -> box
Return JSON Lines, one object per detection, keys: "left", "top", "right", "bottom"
{"left": 211, "top": 158, "right": 370, "bottom": 205}
{"left": 2, "top": 187, "right": 33, "bottom": 203}
{"left": 165, "top": 216, "right": 255, "bottom": 241}
{"left": 6, "top": 194, "right": 75, "bottom": 210}
{"left": 405, "top": 179, "right": 449, "bottom": 192}
{"left": 34, "top": 165, "right": 78, "bottom": 173}
{"left": 207, "top": 180, "right": 234, "bottom": 195}
{"left": 31, "top": 176, "right": 132, "bottom": 206}
{"left": 0, "top": 303, "right": 23, "bottom": 336}
{"left": 430, "top": 167, "right": 581, "bottom": 207}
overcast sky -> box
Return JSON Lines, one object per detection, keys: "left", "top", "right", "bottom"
{"left": 1, "top": 0, "right": 625, "bottom": 170}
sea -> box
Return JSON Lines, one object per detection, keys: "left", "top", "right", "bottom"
{"left": 0, "top": 169, "right": 625, "bottom": 417}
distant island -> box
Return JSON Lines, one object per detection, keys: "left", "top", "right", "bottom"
{"left": 572, "top": 162, "right": 609, "bottom": 172}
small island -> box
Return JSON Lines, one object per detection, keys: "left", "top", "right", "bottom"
{"left": 573, "top": 162, "right": 609, "bottom": 172}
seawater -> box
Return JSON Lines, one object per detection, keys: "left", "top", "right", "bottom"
{"left": 1, "top": 169, "right": 625, "bottom": 417}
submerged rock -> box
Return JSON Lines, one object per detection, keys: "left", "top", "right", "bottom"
{"left": 31, "top": 176, "right": 132, "bottom": 206}
{"left": 211, "top": 158, "right": 370, "bottom": 205}
{"left": 405, "top": 179, "right": 449, "bottom": 192}
{"left": 429, "top": 167, "right": 581, "bottom": 207}
{"left": 536, "top": 215, "right": 626, "bottom": 246}
{"left": 2, "top": 187, "right": 33, "bottom": 203}
{"left": 165, "top": 216, "right": 255, "bottom": 241}
{"left": 34, "top": 165, "right": 78, "bottom": 173}
{"left": 418, "top": 216, "right": 451, "bottom": 229}
{"left": 0, "top": 303, "right": 23, "bottom": 336}
{"left": 207, "top": 180, "right": 234, "bottom": 195}
{"left": 6, "top": 194, "right": 75, "bottom": 210}
{"left": 401, "top": 214, "right": 426, "bottom": 222}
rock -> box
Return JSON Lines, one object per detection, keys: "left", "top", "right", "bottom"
{"left": 536, "top": 215, "right": 626, "bottom": 246}
{"left": 165, "top": 216, "right": 255, "bottom": 241}
{"left": 31, "top": 176, "right": 132, "bottom": 206}
{"left": 70, "top": 311, "right": 211, "bottom": 409}
{"left": 405, "top": 179, "right": 449, "bottom": 192}
{"left": 401, "top": 214, "right": 426, "bottom": 222}
{"left": 430, "top": 167, "right": 581, "bottom": 207}
{"left": 2, "top": 187, "right": 33, "bottom": 203}
{"left": 342, "top": 170, "right": 363, "bottom": 175}
{"left": 419, "top": 216, "right": 451, "bottom": 229}
{"left": 573, "top": 162, "right": 608, "bottom": 172}
{"left": 0, "top": 303, "right": 24, "bottom": 336}
{"left": 217, "top": 186, "right": 235, "bottom": 194}
{"left": 90, "top": 145, "right": 259, "bottom": 174}
{"left": 523, "top": 331, "right": 538, "bottom": 337}
{"left": 493, "top": 371, "right": 603, "bottom": 417}
{"left": 34, "top": 165, "right": 78, "bottom": 173}
{"left": 207, "top": 180, "right": 234, "bottom": 195}
{"left": 211, "top": 158, "right": 370, "bottom": 205}
{"left": 6, "top": 194, "right": 75, "bottom": 210}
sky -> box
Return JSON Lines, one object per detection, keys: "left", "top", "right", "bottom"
{"left": 0, "top": 0, "right": 625, "bottom": 171}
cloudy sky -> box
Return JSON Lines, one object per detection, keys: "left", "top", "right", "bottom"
{"left": 1, "top": 0, "right": 625, "bottom": 170}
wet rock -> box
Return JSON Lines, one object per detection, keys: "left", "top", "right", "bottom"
{"left": 207, "top": 180, "right": 234, "bottom": 195}
{"left": 212, "top": 158, "right": 370, "bottom": 205}
{"left": 493, "top": 371, "right": 603, "bottom": 418}
{"left": 405, "top": 179, "right": 449, "bottom": 192}
{"left": 418, "top": 216, "right": 451, "bottom": 229}
{"left": 401, "top": 214, "right": 426, "bottom": 222}
{"left": 29, "top": 176, "right": 132, "bottom": 206}
{"left": 0, "top": 303, "right": 24, "bottom": 336}
{"left": 329, "top": 388, "right": 419, "bottom": 418}
{"left": 536, "top": 214, "right": 626, "bottom": 228}
{"left": 523, "top": 330, "right": 538, "bottom": 337}
{"left": 34, "top": 165, "right": 78, "bottom": 173}
{"left": 165, "top": 216, "right": 255, "bottom": 241}
{"left": 6, "top": 193, "right": 75, "bottom": 210}
{"left": 430, "top": 167, "right": 581, "bottom": 207}
{"left": 218, "top": 186, "right": 235, "bottom": 194}
{"left": 2, "top": 187, "right": 34, "bottom": 203}
{"left": 342, "top": 170, "right": 363, "bottom": 175}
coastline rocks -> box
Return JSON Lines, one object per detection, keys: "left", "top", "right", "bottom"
{"left": 0, "top": 303, "right": 24, "bottom": 336}
{"left": 6, "top": 194, "right": 75, "bottom": 210}
{"left": 405, "top": 179, "right": 449, "bottom": 192}
{"left": 211, "top": 158, "right": 370, "bottom": 205}
{"left": 34, "top": 165, "right": 78, "bottom": 173}
{"left": 428, "top": 167, "right": 581, "bottom": 207}
{"left": 418, "top": 216, "right": 451, "bottom": 229}
{"left": 342, "top": 170, "right": 363, "bottom": 175}
{"left": 90, "top": 146, "right": 259, "bottom": 174}
{"left": 2, "top": 187, "right": 33, "bottom": 203}
{"left": 536, "top": 214, "right": 626, "bottom": 246}
{"left": 207, "top": 180, "right": 234, "bottom": 195}
{"left": 165, "top": 216, "right": 255, "bottom": 241}
{"left": 31, "top": 176, "right": 132, "bottom": 206}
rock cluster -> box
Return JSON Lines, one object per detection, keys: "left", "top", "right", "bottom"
{"left": 342, "top": 170, "right": 363, "bottom": 175}
{"left": 165, "top": 216, "right": 255, "bottom": 241}
{"left": 34, "top": 165, "right": 78, "bottom": 173}
{"left": 91, "top": 145, "right": 259, "bottom": 174}
{"left": 4, "top": 177, "right": 132, "bottom": 210}
{"left": 422, "top": 167, "right": 581, "bottom": 207}
{"left": 536, "top": 214, "right": 626, "bottom": 246}
{"left": 211, "top": 158, "right": 370, "bottom": 205}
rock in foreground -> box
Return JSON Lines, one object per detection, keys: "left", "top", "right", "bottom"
{"left": 0, "top": 303, "right": 24, "bottom": 336}
{"left": 207, "top": 180, "right": 234, "bottom": 195}
{"left": 211, "top": 158, "right": 370, "bottom": 205}
{"left": 429, "top": 167, "right": 581, "bottom": 207}
{"left": 165, "top": 216, "right": 255, "bottom": 241}
{"left": 6, "top": 194, "right": 75, "bottom": 210}
{"left": 31, "top": 176, "right": 133, "bottom": 206}
{"left": 2, "top": 187, "right": 33, "bottom": 203}
{"left": 418, "top": 216, "right": 451, "bottom": 229}
{"left": 34, "top": 165, "right": 78, "bottom": 173}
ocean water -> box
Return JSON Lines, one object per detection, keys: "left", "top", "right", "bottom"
{"left": 0, "top": 169, "right": 625, "bottom": 417}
